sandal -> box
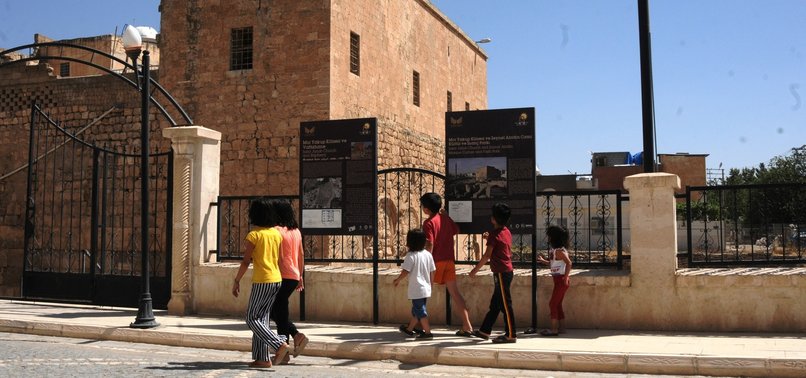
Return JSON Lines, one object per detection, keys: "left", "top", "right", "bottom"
{"left": 248, "top": 360, "right": 272, "bottom": 368}
{"left": 492, "top": 335, "right": 517, "bottom": 343}
{"left": 539, "top": 329, "right": 559, "bottom": 337}
{"left": 471, "top": 330, "right": 490, "bottom": 340}
{"left": 455, "top": 330, "right": 473, "bottom": 337}
{"left": 271, "top": 343, "right": 290, "bottom": 365}
{"left": 293, "top": 333, "right": 309, "bottom": 357}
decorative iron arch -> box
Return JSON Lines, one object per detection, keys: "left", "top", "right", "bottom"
{"left": 0, "top": 42, "right": 193, "bottom": 128}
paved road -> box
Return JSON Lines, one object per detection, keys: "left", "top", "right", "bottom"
{"left": 0, "top": 332, "right": 710, "bottom": 377}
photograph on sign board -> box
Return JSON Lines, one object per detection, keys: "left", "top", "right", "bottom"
{"left": 350, "top": 141, "right": 373, "bottom": 160}
{"left": 302, "top": 177, "right": 343, "bottom": 209}
{"left": 447, "top": 157, "right": 507, "bottom": 199}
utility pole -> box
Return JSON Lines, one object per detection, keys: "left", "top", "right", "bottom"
{"left": 638, "top": 0, "right": 657, "bottom": 173}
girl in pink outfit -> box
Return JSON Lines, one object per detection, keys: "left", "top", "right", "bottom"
{"left": 271, "top": 200, "right": 309, "bottom": 361}
{"left": 537, "top": 225, "right": 572, "bottom": 336}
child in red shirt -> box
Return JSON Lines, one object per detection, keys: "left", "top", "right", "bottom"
{"left": 469, "top": 203, "right": 517, "bottom": 343}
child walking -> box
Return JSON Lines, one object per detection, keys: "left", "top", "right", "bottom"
{"left": 394, "top": 228, "right": 436, "bottom": 339}
{"left": 469, "top": 203, "right": 517, "bottom": 343}
{"left": 271, "top": 199, "right": 309, "bottom": 360}
{"left": 232, "top": 199, "right": 290, "bottom": 368}
{"left": 537, "top": 225, "right": 572, "bottom": 336}
{"left": 420, "top": 193, "right": 475, "bottom": 336}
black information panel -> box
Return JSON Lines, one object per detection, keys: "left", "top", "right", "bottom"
{"left": 445, "top": 108, "right": 536, "bottom": 234}
{"left": 299, "top": 118, "right": 377, "bottom": 235}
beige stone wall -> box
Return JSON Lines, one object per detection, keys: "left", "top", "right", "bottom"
{"left": 188, "top": 263, "right": 806, "bottom": 332}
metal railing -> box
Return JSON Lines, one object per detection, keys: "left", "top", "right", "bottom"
{"left": 685, "top": 183, "right": 806, "bottom": 266}
{"left": 536, "top": 190, "right": 624, "bottom": 269}
{"left": 214, "top": 195, "right": 299, "bottom": 260}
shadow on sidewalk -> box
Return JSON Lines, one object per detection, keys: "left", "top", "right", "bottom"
{"left": 145, "top": 361, "right": 256, "bottom": 371}
{"left": 40, "top": 310, "right": 135, "bottom": 319}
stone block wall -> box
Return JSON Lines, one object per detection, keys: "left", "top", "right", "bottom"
{"left": 158, "top": 0, "right": 332, "bottom": 197}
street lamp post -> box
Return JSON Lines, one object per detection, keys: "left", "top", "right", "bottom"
{"left": 123, "top": 25, "right": 159, "bottom": 329}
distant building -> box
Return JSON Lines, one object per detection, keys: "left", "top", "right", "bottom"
{"left": 535, "top": 174, "right": 597, "bottom": 192}
{"left": 475, "top": 165, "right": 502, "bottom": 180}
{"left": 32, "top": 32, "right": 160, "bottom": 77}
{"left": 588, "top": 151, "right": 707, "bottom": 194}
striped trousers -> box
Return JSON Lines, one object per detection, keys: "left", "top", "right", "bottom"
{"left": 246, "top": 282, "right": 288, "bottom": 361}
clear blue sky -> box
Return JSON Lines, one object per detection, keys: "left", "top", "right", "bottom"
{"left": 2, "top": 0, "right": 804, "bottom": 176}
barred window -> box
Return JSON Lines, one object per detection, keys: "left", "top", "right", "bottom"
{"left": 59, "top": 62, "right": 70, "bottom": 77}
{"left": 350, "top": 32, "right": 360, "bottom": 76}
{"left": 230, "top": 27, "right": 253, "bottom": 71}
{"left": 447, "top": 91, "right": 452, "bottom": 112}
{"left": 413, "top": 71, "right": 420, "bottom": 107}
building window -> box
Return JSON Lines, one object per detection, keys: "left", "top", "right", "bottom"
{"left": 350, "top": 32, "right": 360, "bottom": 76}
{"left": 59, "top": 63, "right": 70, "bottom": 77}
{"left": 465, "top": 102, "right": 470, "bottom": 111}
{"left": 595, "top": 156, "right": 607, "bottom": 167}
{"left": 447, "top": 91, "right": 452, "bottom": 112}
{"left": 413, "top": 71, "right": 420, "bottom": 107}
{"left": 230, "top": 27, "right": 253, "bottom": 71}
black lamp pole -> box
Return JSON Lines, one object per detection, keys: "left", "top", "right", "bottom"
{"left": 638, "top": 0, "right": 657, "bottom": 173}
{"left": 130, "top": 49, "right": 159, "bottom": 328}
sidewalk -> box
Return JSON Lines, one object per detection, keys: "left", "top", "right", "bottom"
{"left": 0, "top": 300, "right": 804, "bottom": 377}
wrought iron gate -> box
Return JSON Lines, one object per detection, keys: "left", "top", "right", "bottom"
{"left": 22, "top": 104, "right": 172, "bottom": 308}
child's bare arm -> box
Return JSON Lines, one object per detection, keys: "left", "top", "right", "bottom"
{"left": 393, "top": 270, "right": 410, "bottom": 286}
{"left": 470, "top": 244, "right": 493, "bottom": 277}
{"left": 233, "top": 241, "right": 255, "bottom": 297}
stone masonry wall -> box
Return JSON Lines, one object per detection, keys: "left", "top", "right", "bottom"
{"left": 158, "top": 0, "right": 332, "bottom": 197}
{"left": 331, "top": 0, "right": 487, "bottom": 171}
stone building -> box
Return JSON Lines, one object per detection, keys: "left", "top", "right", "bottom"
{"left": 158, "top": 0, "right": 488, "bottom": 196}
{"left": 33, "top": 32, "right": 160, "bottom": 78}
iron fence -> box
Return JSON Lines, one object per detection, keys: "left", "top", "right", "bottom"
{"left": 685, "top": 183, "right": 806, "bottom": 266}
{"left": 536, "top": 190, "right": 624, "bottom": 269}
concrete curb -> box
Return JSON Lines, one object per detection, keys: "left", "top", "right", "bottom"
{"left": 1, "top": 318, "right": 804, "bottom": 377}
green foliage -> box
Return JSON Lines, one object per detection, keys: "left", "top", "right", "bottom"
{"left": 720, "top": 150, "right": 806, "bottom": 226}
{"left": 725, "top": 151, "right": 806, "bottom": 185}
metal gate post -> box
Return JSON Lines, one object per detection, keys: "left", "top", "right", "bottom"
{"left": 22, "top": 102, "right": 40, "bottom": 293}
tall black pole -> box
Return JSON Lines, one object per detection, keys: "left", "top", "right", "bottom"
{"left": 132, "top": 50, "right": 159, "bottom": 328}
{"left": 638, "top": 0, "right": 656, "bottom": 173}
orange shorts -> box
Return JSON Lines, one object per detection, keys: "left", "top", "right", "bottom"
{"left": 433, "top": 260, "right": 456, "bottom": 285}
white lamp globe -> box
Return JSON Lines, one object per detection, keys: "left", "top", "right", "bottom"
{"left": 122, "top": 24, "right": 143, "bottom": 51}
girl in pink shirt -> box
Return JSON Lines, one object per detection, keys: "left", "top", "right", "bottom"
{"left": 270, "top": 200, "right": 308, "bottom": 362}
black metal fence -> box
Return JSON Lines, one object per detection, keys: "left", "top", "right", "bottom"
{"left": 684, "top": 183, "right": 806, "bottom": 266}
{"left": 536, "top": 190, "right": 624, "bottom": 269}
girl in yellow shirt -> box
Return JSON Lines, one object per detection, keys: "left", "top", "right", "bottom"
{"left": 232, "top": 199, "right": 290, "bottom": 367}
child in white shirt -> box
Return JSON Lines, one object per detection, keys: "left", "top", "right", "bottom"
{"left": 393, "top": 228, "right": 436, "bottom": 339}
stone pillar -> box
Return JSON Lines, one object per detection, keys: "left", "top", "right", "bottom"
{"left": 623, "top": 173, "right": 680, "bottom": 328}
{"left": 162, "top": 126, "right": 221, "bottom": 315}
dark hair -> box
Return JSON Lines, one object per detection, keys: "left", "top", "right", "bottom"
{"left": 546, "top": 225, "right": 569, "bottom": 249}
{"left": 248, "top": 198, "right": 277, "bottom": 227}
{"left": 273, "top": 200, "right": 299, "bottom": 230}
{"left": 491, "top": 202, "right": 511, "bottom": 226}
{"left": 419, "top": 192, "right": 442, "bottom": 213}
{"left": 406, "top": 228, "right": 427, "bottom": 251}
